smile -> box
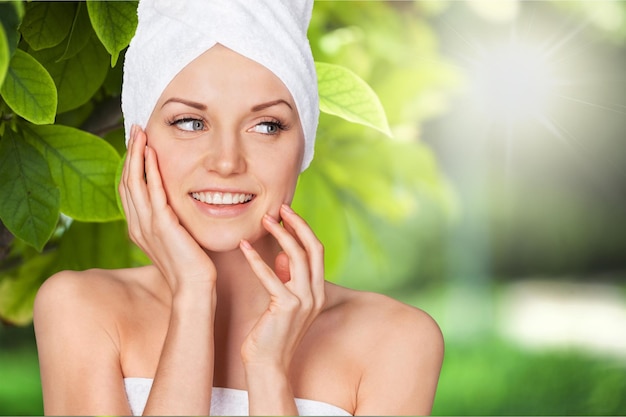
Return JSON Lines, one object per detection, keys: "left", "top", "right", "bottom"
{"left": 191, "top": 191, "right": 254, "bottom": 205}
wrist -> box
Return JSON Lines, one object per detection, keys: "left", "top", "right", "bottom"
{"left": 171, "top": 281, "right": 216, "bottom": 314}
{"left": 244, "top": 360, "right": 288, "bottom": 382}
{"left": 245, "top": 364, "right": 296, "bottom": 415}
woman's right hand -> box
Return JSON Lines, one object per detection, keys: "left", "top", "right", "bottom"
{"left": 119, "top": 125, "right": 217, "bottom": 294}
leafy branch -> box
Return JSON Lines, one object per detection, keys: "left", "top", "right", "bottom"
{"left": 0, "top": 0, "right": 455, "bottom": 325}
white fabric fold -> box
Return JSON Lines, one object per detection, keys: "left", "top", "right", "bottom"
{"left": 123, "top": 377, "right": 352, "bottom": 416}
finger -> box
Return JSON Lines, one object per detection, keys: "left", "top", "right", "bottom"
{"left": 120, "top": 126, "right": 137, "bottom": 217}
{"left": 143, "top": 140, "right": 168, "bottom": 210}
{"left": 281, "top": 216, "right": 303, "bottom": 248}
{"left": 120, "top": 129, "right": 132, "bottom": 207}
{"left": 119, "top": 153, "right": 130, "bottom": 215}
{"left": 124, "top": 127, "right": 156, "bottom": 248}
{"left": 279, "top": 205, "right": 325, "bottom": 302}
{"left": 240, "top": 240, "right": 292, "bottom": 299}
{"left": 262, "top": 214, "right": 311, "bottom": 297}
{"left": 126, "top": 127, "right": 150, "bottom": 212}
{"left": 120, "top": 125, "right": 135, "bottom": 192}
{"left": 274, "top": 251, "right": 291, "bottom": 284}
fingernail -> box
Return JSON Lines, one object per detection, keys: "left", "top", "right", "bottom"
{"left": 281, "top": 204, "right": 294, "bottom": 214}
{"left": 240, "top": 239, "right": 252, "bottom": 250}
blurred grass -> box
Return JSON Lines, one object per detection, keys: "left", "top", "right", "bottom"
{"left": 0, "top": 339, "right": 42, "bottom": 415}
{"left": 1, "top": 284, "right": 626, "bottom": 415}
{"left": 433, "top": 338, "right": 626, "bottom": 415}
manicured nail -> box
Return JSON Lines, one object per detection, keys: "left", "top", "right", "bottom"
{"left": 240, "top": 239, "right": 252, "bottom": 250}
{"left": 281, "top": 204, "right": 294, "bottom": 214}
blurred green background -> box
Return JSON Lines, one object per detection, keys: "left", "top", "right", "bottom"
{"left": 2, "top": 0, "right": 626, "bottom": 415}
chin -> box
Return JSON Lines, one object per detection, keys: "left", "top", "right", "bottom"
{"left": 193, "top": 229, "right": 268, "bottom": 254}
{"left": 195, "top": 235, "right": 242, "bottom": 253}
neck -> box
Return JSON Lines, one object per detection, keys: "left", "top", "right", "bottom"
{"left": 208, "top": 233, "right": 280, "bottom": 324}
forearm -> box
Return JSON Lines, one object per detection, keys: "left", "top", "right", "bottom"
{"left": 245, "top": 364, "right": 299, "bottom": 416}
{"left": 143, "top": 284, "right": 216, "bottom": 416}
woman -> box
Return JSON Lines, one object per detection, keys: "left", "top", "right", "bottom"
{"left": 33, "top": 0, "right": 443, "bottom": 415}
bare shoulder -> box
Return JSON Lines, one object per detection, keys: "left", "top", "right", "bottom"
{"left": 35, "top": 266, "right": 158, "bottom": 321}
{"left": 323, "top": 282, "right": 443, "bottom": 350}
{"left": 322, "top": 283, "right": 444, "bottom": 415}
{"left": 34, "top": 266, "right": 166, "bottom": 414}
{"left": 33, "top": 266, "right": 165, "bottom": 349}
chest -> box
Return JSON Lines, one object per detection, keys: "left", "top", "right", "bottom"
{"left": 118, "top": 304, "right": 359, "bottom": 413}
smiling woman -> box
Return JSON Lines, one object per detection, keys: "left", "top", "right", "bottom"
{"left": 30, "top": 0, "right": 443, "bottom": 416}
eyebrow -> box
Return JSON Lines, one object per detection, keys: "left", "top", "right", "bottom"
{"left": 251, "top": 99, "right": 293, "bottom": 112}
{"left": 161, "top": 98, "right": 207, "bottom": 110}
{"left": 161, "top": 98, "right": 293, "bottom": 112}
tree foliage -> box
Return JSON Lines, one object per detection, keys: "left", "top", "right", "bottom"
{"left": 0, "top": 1, "right": 458, "bottom": 325}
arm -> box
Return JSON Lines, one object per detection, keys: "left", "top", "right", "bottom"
{"left": 141, "top": 289, "right": 215, "bottom": 415}
{"left": 121, "top": 126, "right": 217, "bottom": 415}
{"left": 354, "top": 306, "right": 444, "bottom": 415}
{"left": 239, "top": 205, "right": 326, "bottom": 416}
{"left": 36, "top": 126, "right": 217, "bottom": 416}
{"left": 34, "top": 271, "right": 133, "bottom": 416}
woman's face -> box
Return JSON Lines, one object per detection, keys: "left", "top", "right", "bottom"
{"left": 145, "top": 44, "right": 305, "bottom": 252}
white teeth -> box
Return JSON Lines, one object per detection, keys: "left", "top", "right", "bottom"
{"left": 191, "top": 191, "right": 253, "bottom": 205}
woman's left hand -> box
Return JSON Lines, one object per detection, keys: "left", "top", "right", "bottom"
{"left": 239, "top": 204, "right": 326, "bottom": 374}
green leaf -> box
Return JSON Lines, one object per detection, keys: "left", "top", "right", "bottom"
{"left": 23, "top": 124, "right": 123, "bottom": 222}
{"left": 0, "top": 1, "right": 25, "bottom": 58}
{"left": 316, "top": 61, "right": 391, "bottom": 136}
{"left": 0, "top": 129, "right": 60, "bottom": 252}
{"left": 30, "top": 34, "right": 109, "bottom": 113}
{"left": 87, "top": 1, "right": 138, "bottom": 67}
{"left": 103, "top": 126, "right": 126, "bottom": 156}
{"left": 0, "top": 0, "right": 23, "bottom": 86}
{"left": 0, "top": 250, "right": 56, "bottom": 325}
{"left": 0, "top": 49, "right": 57, "bottom": 124}
{"left": 59, "top": 2, "right": 93, "bottom": 61}
{"left": 115, "top": 152, "right": 125, "bottom": 218}
{"left": 101, "top": 51, "right": 124, "bottom": 97}
{"left": 19, "top": 2, "right": 75, "bottom": 51}
{"left": 57, "top": 220, "right": 133, "bottom": 270}
{"left": 292, "top": 167, "right": 348, "bottom": 280}
{"left": 0, "top": 23, "right": 8, "bottom": 87}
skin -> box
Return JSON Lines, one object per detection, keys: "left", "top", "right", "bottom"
{"left": 33, "top": 44, "right": 444, "bottom": 416}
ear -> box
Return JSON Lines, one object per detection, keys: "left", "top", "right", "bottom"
{"left": 274, "top": 251, "right": 291, "bottom": 283}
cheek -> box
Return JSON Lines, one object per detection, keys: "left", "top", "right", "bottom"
{"left": 267, "top": 154, "right": 301, "bottom": 202}
{"left": 149, "top": 141, "right": 190, "bottom": 196}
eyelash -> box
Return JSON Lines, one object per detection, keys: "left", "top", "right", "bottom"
{"left": 165, "top": 117, "right": 289, "bottom": 135}
{"left": 167, "top": 117, "right": 206, "bottom": 132}
{"left": 256, "top": 118, "right": 289, "bottom": 135}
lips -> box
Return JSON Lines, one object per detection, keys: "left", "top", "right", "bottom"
{"left": 191, "top": 191, "right": 254, "bottom": 205}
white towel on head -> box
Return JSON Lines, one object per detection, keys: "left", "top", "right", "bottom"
{"left": 121, "top": 0, "right": 319, "bottom": 171}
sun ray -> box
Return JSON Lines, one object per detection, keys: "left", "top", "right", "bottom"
{"left": 536, "top": 113, "right": 626, "bottom": 199}
{"left": 555, "top": 94, "right": 626, "bottom": 116}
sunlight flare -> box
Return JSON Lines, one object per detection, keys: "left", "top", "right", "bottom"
{"left": 472, "top": 42, "right": 556, "bottom": 122}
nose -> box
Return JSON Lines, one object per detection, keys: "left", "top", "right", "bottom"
{"left": 202, "top": 129, "right": 247, "bottom": 176}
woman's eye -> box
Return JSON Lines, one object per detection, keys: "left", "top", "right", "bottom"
{"left": 174, "top": 118, "right": 205, "bottom": 131}
{"left": 252, "top": 122, "right": 282, "bottom": 135}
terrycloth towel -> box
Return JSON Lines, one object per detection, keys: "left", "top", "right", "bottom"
{"left": 121, "top": 0, "right": 319, "bottom": 171}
